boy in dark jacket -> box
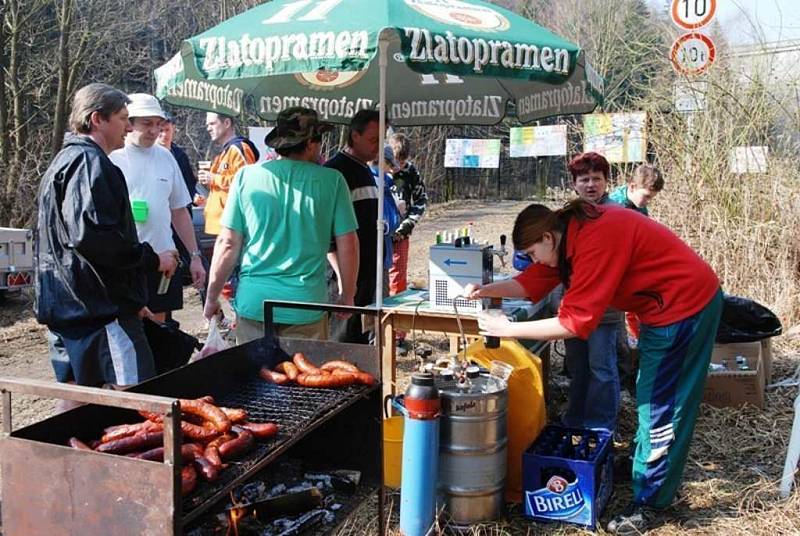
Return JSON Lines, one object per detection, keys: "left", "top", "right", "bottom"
{"left": 36, "top": 84, "right": 177, "bottom": 396}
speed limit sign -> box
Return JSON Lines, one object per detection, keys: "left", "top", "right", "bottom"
{"left": 671, "top": 0, "right": 717, "bottom": 30}
{"left": 671, "top": 33, "right": 716, "bottom": 75}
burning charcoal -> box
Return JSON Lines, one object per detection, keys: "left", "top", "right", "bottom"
{"left": 235, "top": 480, "right": 268, "bottom": 504}
{"left": 272, "top": 509, "right": 327, "bottom": 536}
{"left": 268, "top": 483, "right": 287, "bottom": 497}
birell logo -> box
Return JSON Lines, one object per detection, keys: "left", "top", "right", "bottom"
{"left": 525, "top": 475, "right": 588, "bottom": 522}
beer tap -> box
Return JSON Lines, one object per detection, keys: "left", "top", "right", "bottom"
{"left": 491, "top": 234, "right": 507, "bottom": 267}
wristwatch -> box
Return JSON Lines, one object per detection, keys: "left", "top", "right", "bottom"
{"left": 190, "top": 250, "right": 202, "bottom": 258}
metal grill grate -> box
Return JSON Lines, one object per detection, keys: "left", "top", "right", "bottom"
{"left": 182, "top": 376, "right": 369, "bottom": 516}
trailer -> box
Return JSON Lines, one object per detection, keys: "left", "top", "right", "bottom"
{"left": 0, "top": 227, "right": 34, "bottom": 299}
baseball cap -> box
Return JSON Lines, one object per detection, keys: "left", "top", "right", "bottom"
{"left": 127, "top": 93, "right": 167, "bottom": 120}
{"left": 265, "top": 107, "right": 333, "bottom": 149}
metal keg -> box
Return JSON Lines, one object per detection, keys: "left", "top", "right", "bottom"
{"left": 437, "top": 371, "right": 508, "bottom": 525}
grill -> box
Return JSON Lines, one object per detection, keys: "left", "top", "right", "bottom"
{"left": 0, "top": 301, "right": 385, "bottom": 535}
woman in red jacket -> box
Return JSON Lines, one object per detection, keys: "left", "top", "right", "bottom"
{"left": 467, "top": 199, "right": 722, "bottom": 535}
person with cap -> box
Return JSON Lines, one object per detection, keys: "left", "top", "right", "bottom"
{"left": 203, "top": 107, "right": 359, "bottom": 344}
{"left": 110, "top": 93, "right": 206, "bottom": 323}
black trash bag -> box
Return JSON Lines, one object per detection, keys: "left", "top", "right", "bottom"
{"left": 143, "top": 318, "right": 201, "bottom": 375}
{"left": 716, "top": 294, "right": 782, "bottom": 343}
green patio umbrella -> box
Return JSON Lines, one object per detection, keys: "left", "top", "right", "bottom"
{"left": 155, "top": 0, "right": 603, "bottom": 307}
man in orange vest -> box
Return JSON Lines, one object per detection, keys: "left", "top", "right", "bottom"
{"left": 198, "top": 113, "right": 259, "bottom": 236}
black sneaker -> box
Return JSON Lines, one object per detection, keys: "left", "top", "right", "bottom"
{"left": 606, "top": 503, "right": 659, "bottom": 535}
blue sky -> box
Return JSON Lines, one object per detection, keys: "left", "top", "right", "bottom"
{"left": 717, "top": 0, "right": 800, "bottom": 43}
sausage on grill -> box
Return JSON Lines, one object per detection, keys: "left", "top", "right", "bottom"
{"left": 179, "top": 399, "right": 231, "bottom": 433}
{"left": 292, "top": 352, "right": 320, "bottom": 374}
{"left": 320, "top": 360, "right": 359, "bottom": 373}
{"left": 238, "top": 421, "right": 278, "bottom": 440}
{"left": 276, "top": 361, "right": 300, "bottom": 381}
{"left": 297, "top": 372, "right": 356, "bottom": 388}
{"left": 204, "top": 433, "right": 234, "bottom": 467}
{"left": 259, "top": 367, "right": 289, "bottom": 385}
{"left": 136, "top": 444, "right": 198, "bottom": 463}
{"left": 220, "top": 407, "right": 248, "bottom": 423}
{"left": 180, "top": 421, "right": 220, "bottom": 442}
{"left": 101, "top": 421, "right": 162, "bottom": 443}
{"left": 218, "top": 426, "right": 255, "bottom": 460}
{"left": 193, "top": 456, "right": 220, "bottom": 482}
{"left": 96, "top": 431, "right": 164, "bottom": 455}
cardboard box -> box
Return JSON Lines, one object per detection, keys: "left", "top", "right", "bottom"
{"left": 703, "top": 342, "right": 764, "bottom": 408}
{"left": 761, "top": 338, "right": 773, "bottom": 385}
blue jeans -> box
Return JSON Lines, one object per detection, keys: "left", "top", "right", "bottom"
{"left": 562, "top": 322, "right": 621, "bottom": 431}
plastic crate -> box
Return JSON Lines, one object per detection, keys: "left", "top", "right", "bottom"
{"left": 522, "top": 425, "right": 613, "bottom": 529}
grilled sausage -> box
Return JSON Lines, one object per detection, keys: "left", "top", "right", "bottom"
{"left": 297, "top": 372, "right": 356, "bottom": 388}
{"left": 193, "top": 456, "right": 220, "bottom": 482}
{"left": 139, "top": 410, "right": 163, "bottom": 423}
{"left": 67, "top": 437, "right": 92, "bottom": 451}
{"left": 292, "top": 352, "right": 320, "bottom": 374}
{"left": 136, "top": 444, "right": 198, "bottom": 463}
{"left": 179, "top": 399, "right": 232, "bottom": 433}
{"left": 185, "top": 443, "right": 205, "bottom": 458}
{"left": 320, "top": 360, "right": 359, "bottom": 373}
{"left": 218, "top": 426, "right": 255, "bottom": 460}
{"left": 180, "top": 421, "right": 220, "bottom": 442}
{"left": 275, "top": 361, "right": 300, "bottom": 381}
{"left": 220, "top": 407, "right": 248, "bottom": 423}
{"left": 331, "top": 368, "right": 376, "bottom": 387}
{"left": 182, "top": 465, "right": 198, "bottom": 496}
{"left": 259, "top": 366, "right": 289, "bottom": 385}
{"left": 238, "top": 421, "right": 278, "bottom": 440}
{"left": 101, "top": 421, "right": 162, "bottom": 443}
{"left": 204, "top": 434, "right": 234, "bottom": 467}
{"left": 96, "top": 431, "right": 164, "bottom": 455}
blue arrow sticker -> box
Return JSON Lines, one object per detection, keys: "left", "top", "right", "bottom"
{"left": 444, "top": 258, "right": 468, "bottom": 267}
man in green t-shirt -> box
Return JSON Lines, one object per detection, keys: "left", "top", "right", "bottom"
{"left": 203, "top": 107, "right": 359, "bottom": 344}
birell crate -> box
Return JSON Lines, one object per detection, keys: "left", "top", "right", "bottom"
{"left": 522, "top": 425, "right": 613, "bottom": 529}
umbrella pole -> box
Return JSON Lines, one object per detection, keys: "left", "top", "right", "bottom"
{"left": 375, "top": 35, "right": 388, "bottom": 310}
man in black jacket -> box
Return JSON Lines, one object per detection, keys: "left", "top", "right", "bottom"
{"left": 36, "top": 83, "right": 178, "bottom": 394}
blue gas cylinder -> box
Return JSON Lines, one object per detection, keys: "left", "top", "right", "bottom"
{"left": 399, "top": 372, "right": 440, "bottom": 536}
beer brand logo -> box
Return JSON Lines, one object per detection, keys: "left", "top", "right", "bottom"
{"left": 546, "top": 475, "right": 568, "bottom": 493}
{"left": 294, "top": 70, "right": 367, "bottom": 91}
{"left": 525, "top": 476, "right": 587, "bottom": 521}
{"left": 404, "top": 0, "right": 511, "bottom": 32}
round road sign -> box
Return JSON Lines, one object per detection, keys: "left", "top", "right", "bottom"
{"left": 671, "top": 33, "right": 716, "bottom": 75}
{"left": 671, "top": 0, "right": 717, "bottom": 30}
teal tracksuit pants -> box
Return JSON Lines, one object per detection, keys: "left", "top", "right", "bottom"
{"left": 632, "top": 289, "right": 723, "bottom": 508}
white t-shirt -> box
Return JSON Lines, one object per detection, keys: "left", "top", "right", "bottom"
{"left": 110, "top": 142, "right": 191, "bottom": 253}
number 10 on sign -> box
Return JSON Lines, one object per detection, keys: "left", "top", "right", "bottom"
{"left": 671, "top": 33, "right": 715, "bottom": 75}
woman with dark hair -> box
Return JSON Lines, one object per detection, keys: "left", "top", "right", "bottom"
{"left": 465, "top": 200, "right": 722, "bottom": 535}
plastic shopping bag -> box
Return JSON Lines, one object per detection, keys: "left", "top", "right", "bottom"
{"left": 191, "top": 316, "right": 230, "bottom": 362}
{"left": 716, "top": 294, "right": 782, "bottom": 343}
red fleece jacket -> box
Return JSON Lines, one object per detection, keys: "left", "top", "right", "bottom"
{"left": 514, "top": 205, "right": 719, "bottom": 339}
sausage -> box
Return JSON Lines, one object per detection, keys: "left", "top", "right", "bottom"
{"left": 297, "top": 372, "right": 356, "bottom": 388}
{"left": 259, "top": 366, "right": 289, "bottom": 385}
{"left": 179, "top": 399, "right": 231, "bottom": 433}
{"left": 96, "top": 431, "right": 164, "bottom": 455}
{"left": 197, "top": 395, "right": 216, "bottom": 405}
{"left": 139, "top": 410, "right": 163, "bottom": 423}
{"left": 193, "top": 456, "right": 220, "bottom": 482}
{"left": 238, "top": 421, "right": 278, "bottom": 440}
{"left": 292, "top": 352, "right": 320, "bottom": 374}
{"left": 330, "top": 368, "right": 376, "bottom": 387}
{"left": 136, "top": 444, "right": 198, "bottom": 463}
{"left": 101, "top": 421, "right": 162, "bottom": 443}
{"left": 275, "top": 361, "right": 300, "bottom": 381}
{"left": 320, "top": 360, "right": 360, "bottom": 373}
{"left": 220, "top": 407, "right": 248, "bottom": 423}
{"left": 218, "top": 426, "right": 255, "bottom": 460}
{"left": 181, "top": 421, "right": 220, "bottom": 442}
{"left": 204, "top": 433, "right": 234, "bottom": 467}
{"left": 68, "top": 437, "right": 92, "bottom": 451}
{"left": 185, "top": 443, "right": 205, "bottom": 458}
{"left": 182, "top": 465, "right": 198, "bottom": 496}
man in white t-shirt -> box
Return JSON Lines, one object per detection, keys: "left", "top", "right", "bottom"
{"left": 110, "top": 94, "right": 205, "bottom": 322}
